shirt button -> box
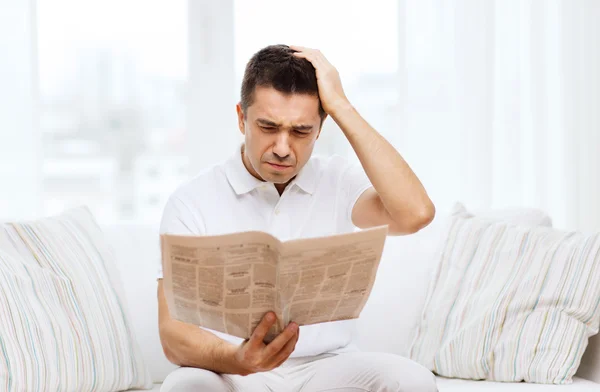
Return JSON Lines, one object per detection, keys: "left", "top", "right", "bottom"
{"left": 275, "top": 209, "right": 280, "bottom": 215}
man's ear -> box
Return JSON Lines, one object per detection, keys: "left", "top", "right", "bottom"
{"left": 236, "top": 103, "right": 246, "bottom": 135}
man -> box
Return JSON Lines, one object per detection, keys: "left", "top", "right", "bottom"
{"left": 158, "top": 44, "right": 437, "bottom": 391}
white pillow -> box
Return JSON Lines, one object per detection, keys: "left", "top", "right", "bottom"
{"left": 409, "top": 203, "right": 600, "bottom": 384}
{"left": 0, "top": 207, "right": 152, "bottom": 391}
{"left": 356, "top": 204, "right": 553, "bottom": 356}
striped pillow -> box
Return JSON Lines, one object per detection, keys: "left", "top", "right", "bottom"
{"left": 0, "top": 207, "right": 152, "bottom": 391}
{"left": 409, "top": 203, "right": 600, "bottom": 384}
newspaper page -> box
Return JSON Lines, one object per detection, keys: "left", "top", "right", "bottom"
{"left": 278, "top": 226, "right": 388, "bottom": 327}
{"left": 161, "top": 231, "right": 282, "bottom": 340}
{"left": 161, "top": 225, "right": 388, "bottom": 341}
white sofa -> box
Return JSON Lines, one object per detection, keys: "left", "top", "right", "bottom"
{"left": 103, "top": 209, "right": 600, "bottom": 391}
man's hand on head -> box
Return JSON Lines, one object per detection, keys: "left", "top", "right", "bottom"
{"left": 228, "top": 311, "right": 299, "bottom": 375}
{"left": 290, "top": 45, "right": 352, "bottom": 117}
{"left": 289, "top": 46, "right": 436, "bottom": 235}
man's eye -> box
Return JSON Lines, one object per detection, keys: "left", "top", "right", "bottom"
{"left": 294, "top": 130, "right": 310, "bottom": 136}
{"left": 260, "top": 126, "right": 275, "bottom": 131}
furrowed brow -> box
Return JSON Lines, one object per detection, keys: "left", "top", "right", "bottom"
{"left": 256, "top": 118, "right": 280, "bottom": 127}
{"left": 292, "top": 124, "right": 313, "bottom": 131}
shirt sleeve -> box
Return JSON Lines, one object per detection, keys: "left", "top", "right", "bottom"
{"left": 157, "top": 193, "right": 205, "bottom": 279}
{"left": 340, "top": 160, "right": 373, "bottom": 226}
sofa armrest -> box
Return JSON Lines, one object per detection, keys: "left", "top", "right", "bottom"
{"left": 577, "top": 333, "right": 600, "bottom": 383}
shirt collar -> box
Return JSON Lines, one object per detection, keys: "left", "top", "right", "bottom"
{"left": 225, "top": 144, "right": 318, "bottom": 195}
{"left": 224, "top": 144, "right": 264, "bottom": 195}
{"left": 291, "top": 158, "right": 318, "bottom": 195}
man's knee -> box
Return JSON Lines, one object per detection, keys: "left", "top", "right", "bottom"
{"left": 160, "top": 367, "right": 228, "bottom": 392}
{"left": 373, "top": 353, "right": 438, "bottom": 392}
{"left": 338, "top": 352, "right": 438, "bottom": 392}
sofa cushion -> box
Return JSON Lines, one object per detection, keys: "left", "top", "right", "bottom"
{"left": 410, "top": 203, "right": 600, "bottom": 384}
{"left": 147, "top": 376, "right": 599, "bottom": 392}
{"left": 436, "top": 376, "right": 599, "bottom": 390}
{"left": 0, "top": 207, "right": 153, "bottom": 391}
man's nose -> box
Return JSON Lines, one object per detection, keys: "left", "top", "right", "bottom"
{"left": 272, "top": 132, "right": 291, "bottom": 159}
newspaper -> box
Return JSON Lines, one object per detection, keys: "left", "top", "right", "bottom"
{"left": 161, "top": 225, "right": 388, "bottom": 342}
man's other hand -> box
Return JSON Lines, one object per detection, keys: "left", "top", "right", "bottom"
{"left": 231, "top": 312, "right": 299, "bottom": 375}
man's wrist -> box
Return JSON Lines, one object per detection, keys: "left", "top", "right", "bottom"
{"left": 329, "top": 101, "right": 365, "bottom": 140}
{"left": 327, "top": 99, "right": 355, "bottom": 120}
{"left": 219, "top": 341, "right": 252, "bottom": 376}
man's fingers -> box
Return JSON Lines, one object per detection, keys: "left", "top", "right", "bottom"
{"left": 270, "top": 328, "right": 300, "bottom": 368}
{"left": 290, "top": 45, "right": 325, "bottom": 60}
{"left": 314, "top": 51, "right": 331, "bottom": 67}
{"left": 263, "top": 322, "right": 298, "bottom": 358}
{"left": 292, "top": 51, "right": 311, "bottom": 61}
{"left": 292, "top": 51, "right": 319, "bottom": 67}
{"left": 289, "top": 45, "right": 311, "bottom": 52}
{"left": 291, "top": 46, "right": 317, "bottom": 62}
{"left": 293, "top": 50, "right": 331, "bottom": 72}
{"left": 248, "top": 312, "right": 276, "bottom": 347}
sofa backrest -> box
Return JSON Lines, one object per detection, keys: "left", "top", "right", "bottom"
{"left": 578, "top": 326, "right": 600, "bottom": 382}
{"left": 103, "top": 223, "right": 177, "bottom": 383}
{"left": 102, "top": 207, "right": 600, "bottom": 384}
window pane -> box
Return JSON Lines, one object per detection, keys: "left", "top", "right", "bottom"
{"left": 37, "top": 0, "right": 188, "bottom": 223}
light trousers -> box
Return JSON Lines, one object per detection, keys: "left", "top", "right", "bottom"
{"left": 160, "top": 352, "right": 438, "bottom": 392}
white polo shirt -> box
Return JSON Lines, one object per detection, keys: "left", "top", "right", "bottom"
{"left": 159, "top": 144, "right": 372, "bottom": 357}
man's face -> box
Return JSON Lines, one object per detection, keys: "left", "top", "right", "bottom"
{"left": 236, "top": 86, "right": 322, "bottom": 186}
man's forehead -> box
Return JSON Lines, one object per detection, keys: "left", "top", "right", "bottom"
{"left": 249, "top": 87, "right": 320, "bottom": 124}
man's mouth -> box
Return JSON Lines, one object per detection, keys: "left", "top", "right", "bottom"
{"left": 267, "top": 162, "right": 292, "bottom": 171}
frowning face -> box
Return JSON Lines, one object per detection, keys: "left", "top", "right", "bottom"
{"left": 236, "top": 86, "right": 322, "bottom": 193}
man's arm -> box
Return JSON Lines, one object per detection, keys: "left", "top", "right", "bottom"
{"left": 157, "top": 280, "right": 235, "bottom": 371}
{"left": 158, "top": 280, "right": 299, "bottom": 375}
{"left": 292, "top": 46, "right": 435, "bottom": 235}
{"left": 334, "top": 106, "right": 434, "bottom": 235}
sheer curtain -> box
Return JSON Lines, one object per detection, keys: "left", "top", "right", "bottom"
{"left": 1, "top": 0, "right": 598, "bottom": 231}
{"left": 0, "top": 0, "right": 42, "bottom": 220}
{"left": 193, "top": 0, "right": 600, "bottom": 231}
{"left": 396, "top": 0, "right": 600, "bottom": 231}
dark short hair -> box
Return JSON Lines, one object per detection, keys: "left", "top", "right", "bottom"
{"left": 240, "top": 44, "right": 326, "bottom": 121}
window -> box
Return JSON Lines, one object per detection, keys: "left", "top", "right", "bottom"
{"left": 37, "top": 0, "right": 188, "bottom": 223}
